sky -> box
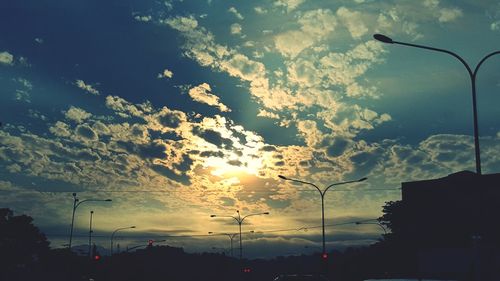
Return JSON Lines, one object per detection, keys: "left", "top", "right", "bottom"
{"left": 1, "top": 0, "right": 500, "bottom": 258}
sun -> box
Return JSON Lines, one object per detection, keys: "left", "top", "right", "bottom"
{"left": 203, "top": 155, "right": 263, "bottom": 178}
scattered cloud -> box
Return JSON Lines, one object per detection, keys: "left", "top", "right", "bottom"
{"left": 230, "top": 23, "right": 242, "bottom": 35}
{"left": 0, "top": 51, "right": 14, "bottom": 65}
{"left": 228, "top": 7, "right": 244, "bottom": 20}
{"left": 75, "top": 79, "right": 100, "bottom": 95}
{"left": 65, "top": 106, "right": 92, "bottom": 123}
{"left": 188, "top": 83, "right": 231, "bottom": 112}
{"left": 274, "top": 0, "right": 305, "bottom": 13}
{"left": 134, "top": 15, "right": 153, "bottom": 22}
{"left": 158, "top": 68, "right": 174, "bottom": 79}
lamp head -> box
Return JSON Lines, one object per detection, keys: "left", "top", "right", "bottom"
{"left": 208, "top": 231, "right": 213, "bottom": 234}
{"left": 210, "top": 214, "right": 217, "bottom": 218}
{"left": 105, "top": 199, "right": 112, "bottom": 202}
{"left": 278, "top": 175, "right": 288, "bottom": 180}
{"left": 373, "top": 34, "right": 393, "bottom": 44}
{"left": 358, "top": 177, "right": 368, "bottom": 182}
{"left": 131, "top": 226, "right": 136, "bottom": 229}
{"left": 263, "top": 212, "right": 270, "bottom": 215}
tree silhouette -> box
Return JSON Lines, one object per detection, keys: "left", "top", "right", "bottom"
{"left": 0, "top": 208, "right": 50, "bottom": 279}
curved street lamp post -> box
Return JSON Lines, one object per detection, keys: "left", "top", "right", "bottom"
{"left": 278, "top": 175, "right": 367, "bottom": 258}
{"left": 210, "top": 210, "right": 269, "bottom": 259}
{"left": 69, "top": 193, "right": 112, "bottom": 249}
{"left": 373, "top": 33, "right": 500, "bottom": 175}
{"left": 110, "top": 226, "right": 136, "bottom": 255}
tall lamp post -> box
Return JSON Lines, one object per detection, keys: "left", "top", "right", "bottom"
{"left": 373, "top": 33, "right": 500, "bottom": 175}
{"left": 69, "top": 193, "right": 112, "bottom": 249}
{"left": 110, "top": 226, "right": 136, "bottom": 255}
{"left": 210, "top": 210, "right": 269, "bottom": 259}
{"left": 278, "top": 175, "right": 367, "bottom": 258}
{"left": 88, "top": 211, "right": 94, "bottom": 259}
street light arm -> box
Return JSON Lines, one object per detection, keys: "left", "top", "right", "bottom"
{"left": 280, "top": 176, "right": 322, "bottom": 195}
{"left": 374, "top": 34, "right": 473, "bottom": 77}
{"left": 323, "top": 177, "right": 367, "bottom": 194}
{"left": 390, "top": 39, "right": 473, "bottom": 77}
{"left": 474, "top": 51, "right": 500, "bottom": 76}
{"left": 240, "top": 212, "right": 269, "bottom": 223}
{"left": 75, "top": 198, "right": 112, "bottom": 209}
{"left": 211, "top": 214, "right": 240, "bottom": 223}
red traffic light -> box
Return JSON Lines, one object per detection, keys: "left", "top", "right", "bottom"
{"left": 148, "top": 239, "right": 154, "bottom": 246}
{"left": 242, "top": 267, "right": 252, "bottom": 273}
{"left": 321, "top": 253, "right": 328, "bottom": 259}
{"left": 93, "top": 255, "right": 101, "bottom": 261}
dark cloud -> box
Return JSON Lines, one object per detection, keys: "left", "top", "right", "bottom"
{"left": 325, "top": 137, "right": 350, "bottom": 157}
{"left": 137, "top": 141, "right": 167, "bottom": 159}
{"left": 192, "top": 127, "right": 233, "bottom": 148}
{"left": 158, "top": 111, "right": 182, "bottom": 128}
{"left": 261, "top": 145, "right": 277, "bottom": 152}
{"left": 152, "top": 163, "right": 191, "bottom": 185}
{"left": 274, "top": 161, "right": 285, "bottom": 166}
{"left": 76, "top": 150, "right": 100, "bottom": 162}
{"left": 75, "top": 124, "right": 98, "bottom": 140}
{"left": 299, "top": 160, "right": 309, "bottom": 167}
{"left": 199, "top": 151, "right": 224, "bottom": 158}
{"left": 227, "top": 159, "right": 243, "bottom": 166}
{"left": 173, "top": 154, "right": 193, "bottom": 172}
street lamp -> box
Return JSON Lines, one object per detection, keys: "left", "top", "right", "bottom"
{"left": 373, "top": 33, "right": 500, "bottom": 175}
{"left": 208, "top": 232, "right": 238, "bottom": 257}
{"left": 355, "top": 221, "right": 387, "bottom": 235}
{"left": 110, "top": 226, "right": 136, "bottom": 255}
{"left": 210, "top": 210, "right": 269, "bottom": 259}
{"left": 208, "top": 231, "right": 254, "bottom": 257}
{"left": 88, "top": 210, "right": 94, "bottom": 259}
{"left": 69, "top": 193, "right": 112, "bottom": 249}
{"left": 278, "top": 175, "right": 367, "bottom": 257}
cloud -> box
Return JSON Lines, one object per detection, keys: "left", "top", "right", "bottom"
{"left": 228, "top": 7, "right": 244, "bottom": 20}
{"left": 188, "top": 83, "right": 231, "bottom": 112}
{"left": 0, "top": 51, "right": 14, "bottom": 65}
{"left": 65, "top": 106, "right": 91, "bottom": 123}
{"left": 274, "top": 0, "right": 305, "bottom": 13}
{"left": 75, "top": 124, "right": 98, "bottom": 141}
{"left": 49, "top": 121, "right": 72, "bottom": 137}
{"left": 230, "top": 23, "right": 242, "bottom": 35}
{"left": 134, "top": 15, "right": 153, "bottom": 22}
{"left": 254, "top": 6, "right": 268, "bottom": 15}
{"left": 274, "top": 9, "right": 337, "bottom": 58}
{"left": 157, "top": 68, "right": 174, "bottom": 79}
{"left": 105, "top": 95, "right": 145, "bottom": 117}
{"left": 75, "top": 79, "right": 100, "bottom": 95}
{"left": 422, "top": 0, "right": 462, "bottom": 23}
{"left": 257, "top": 109, "right": 280, "bottom": 119}
{"left": 336, "top": 7, "right": 368, "bottom": 39}
{"left": 438, "top": 8, "right": 463, "bottom": 23}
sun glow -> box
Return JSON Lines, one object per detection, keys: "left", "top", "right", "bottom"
{"left": 204, "top": 155, "right": 264, "bottom": 177}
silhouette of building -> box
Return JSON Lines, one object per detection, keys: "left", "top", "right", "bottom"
{"left": 401, "top": 171, "right": 500, "bottom": 279}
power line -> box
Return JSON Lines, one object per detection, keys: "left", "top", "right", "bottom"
{"left": 44, "top": 218, "right": 384, "bottom": 240}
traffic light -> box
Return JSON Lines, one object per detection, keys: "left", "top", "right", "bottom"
{"left": 148, "top": 239, "right": 154, "bottom": 247}
{"left": 93, "top": 254, "right": 101, "bottom": 261}
{"left": 321, "top": 253, "right": 328, "bottom": 260}
{"left": 242, "top": 267, "right": 252, "bottom": 273}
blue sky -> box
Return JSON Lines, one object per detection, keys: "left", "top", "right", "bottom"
{"left": 1, "top": 0, "right": 500, "bottom": 258}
